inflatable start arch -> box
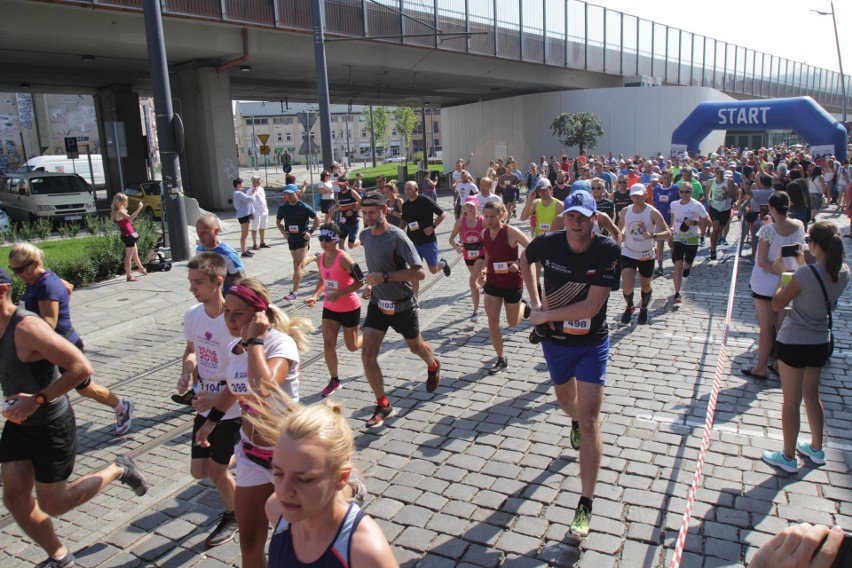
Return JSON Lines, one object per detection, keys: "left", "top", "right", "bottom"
{"left": 671, "top": 97, "right": 847, "bottom": 162}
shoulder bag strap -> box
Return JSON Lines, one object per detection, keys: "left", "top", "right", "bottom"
{"left": 808, "top": 264, "right": 833, "bottom": 330}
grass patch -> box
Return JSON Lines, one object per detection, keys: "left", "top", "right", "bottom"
{"left": 350, "top": 164, "right": 443, "bottom": 187}
{"left": 0, "top": 237, "right": 94, "bottom": 267}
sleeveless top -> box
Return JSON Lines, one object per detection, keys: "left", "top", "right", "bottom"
{"left": 482, "top": 225, "right": 522, "bottom": 289}
{"left": 268, "top": 502, "right": 364, "bottom": 568}
{"left": 534, "top": 199, "right": 558, "bottom": 236}
{"left": 460, "top": 215, "right": 484, "bottom": 262}
{"left": 337, "top": 189, "right": 359, "bottom": 225}
{"left": 0, "top": 307, "right": 68, "bottom": 427}
{"left": 115, "top": 215, "right": 134, "bottom": 237}
{"left": 708, "top": 180, "right": 732, "bottom": 211}
{"left": 390, "top": 197, "right": 405, "bottom": 228}
{"left": 621, "top": 205, "right": 656, "bottom": 261}
{"left": 319, "top": 250, "right": 361, "bottom": 313}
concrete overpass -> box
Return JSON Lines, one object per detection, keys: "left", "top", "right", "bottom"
{"left": 3, "top": 0, "right": 849, "bottom": 209}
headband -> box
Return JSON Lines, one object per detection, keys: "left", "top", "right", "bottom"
{"left": 319, "top": 228, "right": 340, "bottom": 242}
{"left": 226, "top": 284, "right": 269, "bottom": 312}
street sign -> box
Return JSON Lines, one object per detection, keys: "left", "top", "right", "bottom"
{"left": 259, "top": 145, "right": 271, "bottom": 155}
{"left": 283, "top": 164, "right": 292, "bottom": 173}
{"left": 297, "top": 112, "right": 317, "bottom": 131}
{"left": 65, "top": 137, "right": 79, "bottom": 159}
{"left": 258, "top": 133, "right": 270, "bottom": 145}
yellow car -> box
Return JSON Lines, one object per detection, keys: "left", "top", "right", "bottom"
{"left": 124, "top": 181, "right": 162, "bottom": 220}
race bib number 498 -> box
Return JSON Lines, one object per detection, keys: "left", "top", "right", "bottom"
{"left": 563, "top": 318, "right": 591, "bottom": 335}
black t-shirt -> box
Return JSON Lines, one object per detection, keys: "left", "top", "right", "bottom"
{"left": 595, "top": 198, "right": 615, "bottom": 219}
{"left": 552, "top": 183, "right": 570, "bottom": 202}
{"left": 524, "top": 233, "right": 620, "bottom": 346}
{"left": 613, "top": 191, "right": 633, "bottom": 216}
{"left": 337, "top": 188, "right": 360, "bottom": 225}
{"left": 276, "top": 201, "right": 317, "bottom": 241}
{"left": 402, "top": 196, "right": 443, "bottom": 245}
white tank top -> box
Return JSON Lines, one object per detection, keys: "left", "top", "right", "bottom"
{"left": 622, "top": 205, "right": 656, "bottom": 260}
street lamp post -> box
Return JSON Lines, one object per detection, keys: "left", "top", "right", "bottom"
{"left": 812, "top": 1, "right": 847, "bottom": 125}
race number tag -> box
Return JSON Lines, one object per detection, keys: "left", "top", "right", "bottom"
{"left": 325, "top": 280, "right": 339, "bottom": 290}
{"left": 467, "top": 249, "right": 480, "bottom": 258}
{"left": 493, "top": 261, "right": 509, "bottom": 274}
{"left": 288, "top": 225, "right": 300, "bottom": 233}
{"left": 228, "top": 371, "right": 251, "bottom": 395}
{"left": 539, "top": 223, "right": 551, "bottom": 231}
{"left": 640, "top": 250, "right": 654, "bottom": 261}
{"left": 563, "top": 318, "right": 591, "bottom": 335}
{"left": 378, "top": 299, "right": 395, "bottom": 315}
{"left": 198, "top": 380, "right": 223, "bottom": 393}
{"left": 658, "top": 194, "right": 669, "bottom": 203}
{"left": 407, "top": 221, "right": 419, "bottom": 231}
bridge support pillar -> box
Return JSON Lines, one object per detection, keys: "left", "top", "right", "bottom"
{"left": 172, "top": 65, "right": 235, "bottom": 211}
{"left": 94, "top": 85, "right": 148, "bottom": 196}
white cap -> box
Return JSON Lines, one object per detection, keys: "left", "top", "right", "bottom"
{"left": 629, "top": 183, "right": 647, "bottom": 196}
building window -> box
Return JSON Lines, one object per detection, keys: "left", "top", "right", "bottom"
{"left": 286, "top": 133, "right": 292, "bottom": 142}
{"left": 277, "top": 132, "right": 283, "bottom": 142}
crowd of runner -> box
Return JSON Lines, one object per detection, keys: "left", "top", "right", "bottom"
{"left": 1, "top": 143, "right": 849, "bottom": 567}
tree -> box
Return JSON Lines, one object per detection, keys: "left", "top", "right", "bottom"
{"left": 550, "top": 112, "right": 605, "bottom": 153}
{"left": 361, "top": 106, "right": 391, "bottom": 156}
{"left": 392, "top": 107, "right": 417, "bottom": 164}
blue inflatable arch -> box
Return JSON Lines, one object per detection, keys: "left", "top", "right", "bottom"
{"left": 671, "top": 97, "right": 847, "bottom": 162}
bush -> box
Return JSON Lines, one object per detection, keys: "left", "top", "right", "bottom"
{"left": 33, "top": 218, "right": 52, "bottom": 241}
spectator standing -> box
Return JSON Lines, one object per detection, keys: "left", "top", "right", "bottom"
{"left": 232, "top": 178, "right": 255, "bottom": 258}
{"left": 248, "top": 176, "right": 269, "bottom": 251}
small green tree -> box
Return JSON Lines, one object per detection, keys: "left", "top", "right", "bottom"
{"left": 550, "top": 112, "right": 605, "bottom": 153}
{"left": 362, "top": 106, "right": 391, "bottom": 157}
{"left": 392, "top": 107, "right": 417, "bottom": 164}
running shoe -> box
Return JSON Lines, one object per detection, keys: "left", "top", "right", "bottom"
{"left": 115, "top": 454, "right": 149, "bottom": 496}
{"left": 570, "top": 502, "right": 592, "bottom": 539}
{"left": 252, "top": 245, "right": 259, "bottom": 251}
{"left": 284, "top": 291, "right": 297, "bottom": 302}
{"left": 637, "top": 308, "right": 649, "bottom": 325}
{"left": 426, "top": 359, "right": 441, "bottom": 392}
{"left": 366, "top": 403, "right": 395, "bottom": 428}
{"left": 470, "top": 311, "right": 480, "bottom": 323}
{"left": 348, "top": 470, "right": 368, "bottom": 507}
{"left": 654, "top": 267, "right": 664, "bottom": 278}
{"left": 206, "top": 511, "right": 239, "bottom": 547}
{"left": 115, "top": 399, "right": 134, "bottom": 435}
{"left": 35, "top": 552, "right": 75, "bottom": 568}
{"left": 321, "top": 379, "right": 342, "bottom": 398}
{"left": 259, "top": 242, "right": 271, "bottom": 248}
{"left": 620, "top": 306, "right": 635, "bottom": 324}
{"left": 709, "top": 251, "right": 717, "bottom": 261}
{"left": 673, "top": 293, "right": 683, "bottom": 306}
{"left": 441, "top": 257, "right": 452, "bottom": 277}
{"left": 570, "top": 421, "right": 581, "bottom": 450}
{"left": 171, "top": 390, "right": 195, "bottom": 406}
{"left": 761, "top": 450, "right": 798, "bottom": 473}
{"left": 700, "top": 236, "right": 705, "bottom": 246}
{"left": 522, "top": 299, "right": 532, "bottom": 320}
{"left": 796, "top": 442, "right": 826, "bottom": 465}
{"left": 489, "top": 357, "right": 508, "bottom": 375}
{"left": 720, "top": 236, "right": 728, "bottom": 245}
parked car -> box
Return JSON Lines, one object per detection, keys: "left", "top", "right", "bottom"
{"left": 0, "top": 172, "right": 96, "bottom": 224}
{"left": 386, "top": 156, "right": 406, "bottom": 163}
{"left": 0, "top": 208, "right": 9, "bottom": 232}
{"left": 124, "top": 181, "right": 162, "bottom": 220}
{"left": 18, "top": 154, "right": 106, "bottom": 189}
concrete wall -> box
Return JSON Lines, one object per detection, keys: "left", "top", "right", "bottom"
{"left": 441, "top": 86, "right": 733, "bottom": 176}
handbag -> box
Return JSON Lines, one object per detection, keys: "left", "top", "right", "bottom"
{"left": 808, "top": 265, "right": 834, "bottom": 358}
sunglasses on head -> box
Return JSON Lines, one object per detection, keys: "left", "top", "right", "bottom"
{"left": 10, "top": 260, "right": 33, "bottom": 274}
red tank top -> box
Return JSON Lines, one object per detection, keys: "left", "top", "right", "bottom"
{"left": 115, "top": 216, "right": 134, "bottom": 236}
{"left": 482, "top": 224, "right": 522, "bottom": 288}
{"left": 460, "top": 215, "right": 484, "bottom": 261}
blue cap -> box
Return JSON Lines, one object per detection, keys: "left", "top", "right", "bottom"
{"left": 283, "top": 184, "right": 299, "bottom": 194}
{"left": 563, "top": 190, "right": 597, "bottom": 217}
{"left": 571, "top": 179, "right": 591, "bottom": 193}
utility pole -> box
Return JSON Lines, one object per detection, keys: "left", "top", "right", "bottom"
{"left": 370, "top": 105, "right": 377, "bottom": 168}
{"left": 310, "top": 0, "right": 334, "bottom": 169}
{"left": 142, "top": 0, "right": 191, "bottom": 261}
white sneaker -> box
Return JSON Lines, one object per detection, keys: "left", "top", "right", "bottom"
{"left": 115, "top": 399, "right": 133, "bottom": 435}
{"left": 470, "top": 311, "right": 480, "bottom": 323}
{"left": 284, "top": 291, "right": 297, "bottom": 302}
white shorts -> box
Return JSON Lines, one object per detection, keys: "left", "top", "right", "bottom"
{"left": 250, "top": 213, "right": 269, "bottom": 231}
{"left": 234, "top": 431, "right": 274, "bottom": 487}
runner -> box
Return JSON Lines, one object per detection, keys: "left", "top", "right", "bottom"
{"left": 519, "top": 190, "right": 620, "bottom": 540}
{"left": 194, "top": 213, "right": 246, "bottom": 294}
{"left": 318, "top": 170, "right": 335, "bottom": 224}
{"left": 276, "top": 185, "right": 321, "bottom": 302}
{"left": 617, "top": 184, "right": 671, "bottom": 325}
{"left": 703, "top": 167, "right": 738, "bottom": 260}
{"left": 669, "top": 183, "right": 710, "bottom": 307}
{"left": 0, "top": 266, "right": 148, "bottom": 568}
{"left": 9, "top": 244, "right": 134, "bottom": 435}
{"left": 194, "top": 278, "right": 313, "bottom": 567}
{"left": 452, "top": 170, "right": 479, "bottom": 219}
{"left": 248, "top": 176, "right": 270, "bottom": 251}
{"left": 401, "top": 180, "right": 451, "bottom": 297}
{"left": 480, "top": 201, "right": 532, "bottom": 374}
{"left": 305, "top": 223, "right": 365, "bottom": 398}
{"left": 179, "top": 252, "right": 240, "bottom": 548}
{"left": 520, "top": 178, "right": 564, "bottom": 237}
{"left": 651, "top": 170, "right": 679, "bottom": 276}
{"left": 612, "top": 175, "right": 632, "bottom": 217}
{"left": 448, "top": 196, "right": 486, "bottom": 322}
{"left": 476, "top": 176, "right": 503, "bottom": 213}
{"left": 331, "top": 177, "right": 362, "bottom": 249}
{"left": 358, "top": 192, "right": 442, "bottom": 428}
{"left": 498, "top": 161, "right": 520, "bottom": 219}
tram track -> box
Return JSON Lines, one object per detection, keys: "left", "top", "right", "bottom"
{"left": 0, "top": 248, "right": 464, "bottom": 532}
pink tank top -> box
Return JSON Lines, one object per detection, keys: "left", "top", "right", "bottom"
{"left": 460, "top": 215, "right": 484, "bottom": 262}
{"left": 319, "top": 250, "right": 361, "bottom": 312}
{"left": 115, "top": 216, "right": 134, "bottom": 236}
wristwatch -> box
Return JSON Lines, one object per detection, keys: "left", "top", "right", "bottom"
{"left": 382, "top": 272, "right": 389, "bottom": 283}
{"left": 242, "top": 337, "right": 265, "bottom": 347}
{"left": 34, "top": 392, "right": 48, "bottom": 406}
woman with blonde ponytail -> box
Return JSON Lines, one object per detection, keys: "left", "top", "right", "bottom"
{"left": 763, "top": 221, "right": 849, "bottom": 474}
{"left": 195, "top": 278, "right": 313, "bottom": 567}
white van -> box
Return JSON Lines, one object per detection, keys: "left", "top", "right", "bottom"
{"left": 0, "top": 172, "right": 96, "bottom": 224}
{"left": 18, "top": 154, "right": 105, "bottom": 188}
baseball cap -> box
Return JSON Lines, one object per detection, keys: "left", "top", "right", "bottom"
{"left": 650, "top": 173, "right": 661, "bottom": 181}
{"left": 715, "top": 166, "right": 725, "bottom": 173}
{"left": 360, "top": 192, "right": 387, "bottom": 207}
{"left": 283, "top": 185, "right": 299, "bottom": 194}
{"left": 464, "top": 195, "right": 478, "bottom": 206}
{"left": 563, "top": 190, "right": 597, "bottom": 217}
{"left": 0, "top": 266, "right": 10, "bottom": 285}
{"left": 724, "top": 170, "right": 733, "bottom": 178}
{"left": 702, "top": 163, "right": 711, "bottom": 168}
{"left": 629, "top": 183, "right": 646, "bottom": 196}
{"left": 535, "top": 178, "right": 552, "bottom": 190}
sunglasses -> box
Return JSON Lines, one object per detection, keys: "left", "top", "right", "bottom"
{"left": 10, "top": 260, "right": 33, "bottom": 274}
{"left": 318, "top": 236, "right": 338, "bottom": 243}
{"left": 679, "top": 190, "right": 692, "bottom": 194}
{"left": 804, "top": 236, "right": 812, "bottom": 244}
{"left": 591, "top": 186, "right": 603, "bottom": 190}
{"left": 618, "top": 181, "right": 627, "bottom": 184}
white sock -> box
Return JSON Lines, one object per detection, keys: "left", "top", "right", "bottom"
{"left": 114, "top": 400, "right": 126, "bottom": 413}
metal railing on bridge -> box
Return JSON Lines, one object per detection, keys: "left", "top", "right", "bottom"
{"left": 67, "top": 0, "right": 851, "bottom": 114}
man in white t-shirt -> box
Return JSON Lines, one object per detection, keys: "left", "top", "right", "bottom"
{"left": 476, "top": 176, "right": 503, "bottom": 213}
{"left": 179, "top": 252, "right": 241, "bottom": 548}
{"left": 669, "top": 183, "right": 710, "bottom": 307}
{"left": 454, "top": 170, "right": 479, "bottom": 219}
